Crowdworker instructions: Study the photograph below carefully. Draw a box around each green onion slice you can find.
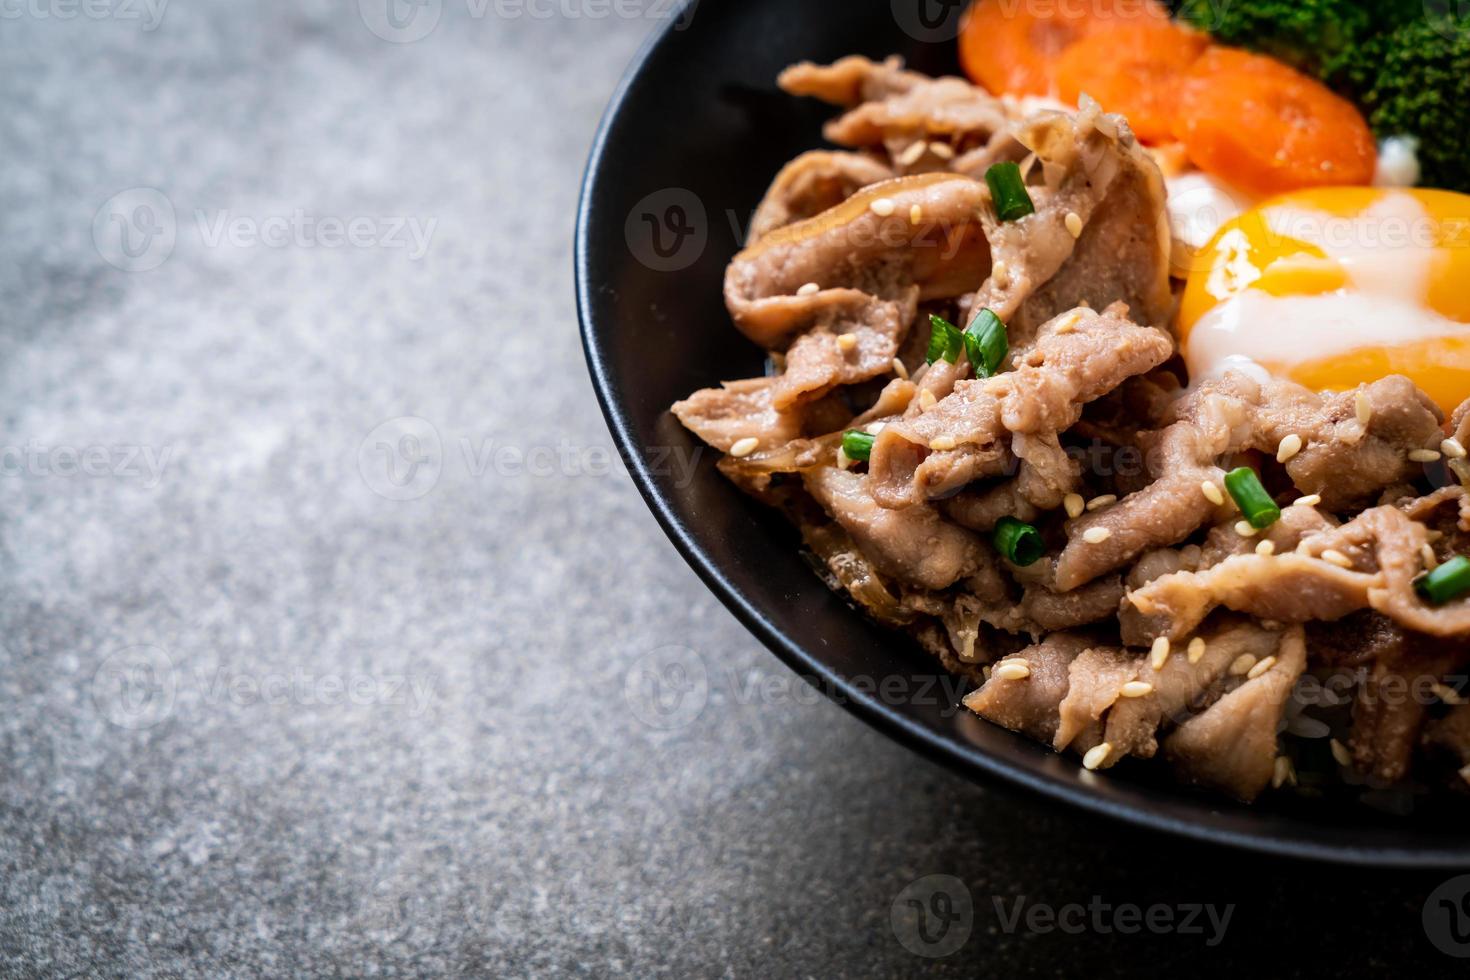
[993,516,1045,567]
[926,314,964,365]
[841,429,875,463]
[1224,467,1281,529]
[964,309,1009,379]
[1418,555,1470,605]
[985,161,1035,222]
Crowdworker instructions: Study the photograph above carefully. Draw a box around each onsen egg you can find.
[1178,188,1470,415]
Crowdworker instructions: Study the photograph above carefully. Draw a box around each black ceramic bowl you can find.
[575,0,1470,866]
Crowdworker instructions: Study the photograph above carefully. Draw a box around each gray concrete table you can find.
[0,2,1460,976]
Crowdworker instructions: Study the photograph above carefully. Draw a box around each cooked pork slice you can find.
[1056,372,1445,590]
[963,633,1094,744]
[777,55,925,108]
[868,304,1172,507]
[1350,637,1470,784]
[801,521,915,628]
[1014,576,1126,634]
[802,467,982,590]
[749,151,895,242]
[771,290,919,410]
[1055,645,1142,753]
[942,481,1041,532]
[725,174,991,350]
[968,100,1174,341]
[1163,625,1307,801]
[1105,619,1284,760]
[671,377,805,454]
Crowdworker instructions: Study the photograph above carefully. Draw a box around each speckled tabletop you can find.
[0,3,1463,977]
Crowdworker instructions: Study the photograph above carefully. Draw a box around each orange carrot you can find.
[1174,47,1377,196]
[1054,22,1208,144]
[959,0,1170,97]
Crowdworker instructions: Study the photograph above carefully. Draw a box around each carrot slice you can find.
[959,0,1170,97]
[1174,47,1377,196]
[1054,22,1208,144]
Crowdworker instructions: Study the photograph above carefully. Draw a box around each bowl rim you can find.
[573,3,1470,869]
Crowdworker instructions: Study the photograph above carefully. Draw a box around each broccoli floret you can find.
[1337,16,1470,191]
[1173,0,1410,76]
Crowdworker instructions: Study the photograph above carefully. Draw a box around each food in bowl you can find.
[668,9,1470,803]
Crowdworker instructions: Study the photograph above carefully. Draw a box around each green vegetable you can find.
[841,430,875,462]
[993,517,1045,567]
[926,314,964,365]
[963,309,1009,379]
[1224,467,1281,529]
[1333,14,1470,191]
[1173,0,1402,78]
[1418,555,1470,605]
[984,162,1034,222]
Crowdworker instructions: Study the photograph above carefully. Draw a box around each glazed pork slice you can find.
[749,151,895,242]
[963,633,1094,745]
[671,377,804,454]
[1163,626,1308,801]
[868,304,1172,507]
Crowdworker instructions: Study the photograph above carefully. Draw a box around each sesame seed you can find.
[1081,743,1112,771]
[796,282,821,296]
[1234,521,1258,538]
[870,197,896,217]
[1120,681,1154,698]
[992,260,1009,288]
[928,141,954,160]
[1293,494,1322,508]
[1201,481,1225,506]
[1355,390,1373,426]
[1433,682,1467,705]
[1443,437,1467,459]
[919,389,938,411]
[910,204,923,224]
[1053,312,1081,335]
[1064,493,1086,519]
[836,333,858,352]
[1272,755,1296,789]
[1276,433,1304,463]
[835,447,853,470]
[1256,540,1276,556]
[1065,211,1083,239]
[1083,527,1112,544]
[1247,655,1277,679]
[729,437,758,458]
[1320,549,1353,569]
[1423,544,1439,570]
[930,436,957,452]
[1329,738,1352,767]
[866,422,887,436]
[1187,637,1207,664]
[1229,654,1256,676]
[891,358,910,380]
[1086,494,1118,512]
[1150,636,1171,671]
[1409,448,1443,463]
[897,141,927,166]
[994,660,1031,681]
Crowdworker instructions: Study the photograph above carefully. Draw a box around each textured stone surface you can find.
[0,2,1460,976]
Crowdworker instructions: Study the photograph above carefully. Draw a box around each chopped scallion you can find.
[994,516,1045,567]
[1418,555,1470,605]
[985,161,1035,222]
[926,314,964,364]
[964,309,1009,378]
[841,430,875,462]
[1224,467,1281,529]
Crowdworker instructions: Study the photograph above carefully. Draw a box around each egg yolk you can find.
[1178,188,1470,415]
